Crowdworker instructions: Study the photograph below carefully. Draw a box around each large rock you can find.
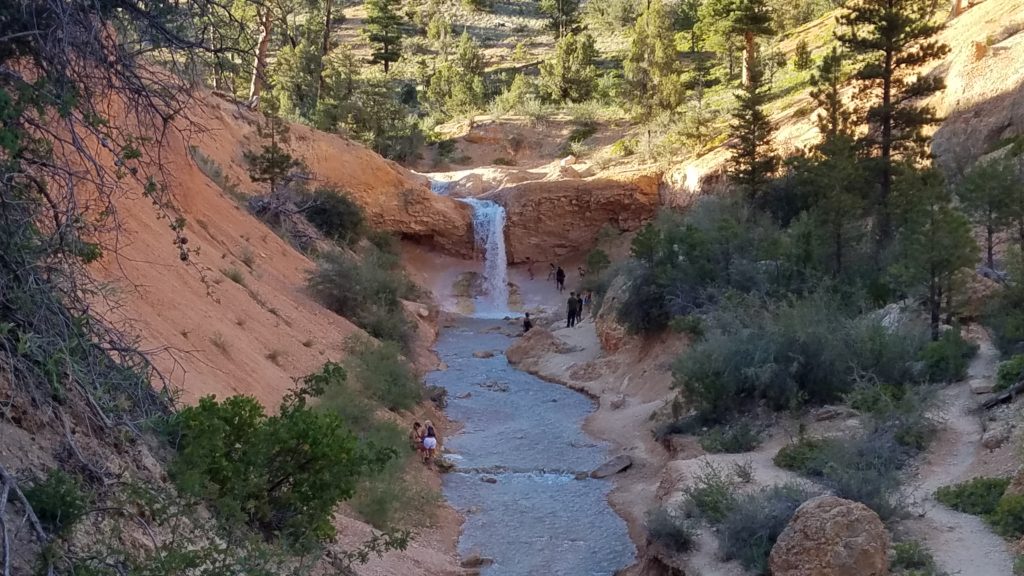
[506,328,575,367]
[487,171,660,263]
[594,276,630,353]
[769,496,890,576]
[590,455,633,478]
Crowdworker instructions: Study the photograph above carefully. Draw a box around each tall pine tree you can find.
[364,0,403,73]
[728,57,776,202]
[624,0,683,120]
[540,0,581,39]
[837,0,949,252]
[730,0,773,87]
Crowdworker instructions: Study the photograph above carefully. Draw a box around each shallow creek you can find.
[425,317,635,575]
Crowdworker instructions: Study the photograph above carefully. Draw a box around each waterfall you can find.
[459,198,509,316]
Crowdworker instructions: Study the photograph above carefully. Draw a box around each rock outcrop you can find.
[487,171,660,263]
[506,328,575,368]
[594,276,630,353]
[769,496,889,576]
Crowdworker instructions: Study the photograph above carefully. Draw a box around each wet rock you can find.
[473,350,495,359]
[435,458,457,473]
[460,555,494,569]
[983,426,1011,449]
[506,327,575,367]
[456,392,472,399]
[769,495,889,576]
[426,385,448,409]
[590,455,633,479]
[574,472,590,480]
[609,394,626,410]
[971,378,996,394]
[480,476,498,484]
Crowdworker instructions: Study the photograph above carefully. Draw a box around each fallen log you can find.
[982,380,1024,409]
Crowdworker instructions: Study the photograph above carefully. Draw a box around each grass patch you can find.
[209,332,230,356]
[239,245,256,269]
[698,422,762,454]
[891,540,944,576]
[221,267,246,286]
[684,461,738,523]
[773,436,836,477]
[190,146,244,203]
[645,507,697,553]
[935,477,1010,516]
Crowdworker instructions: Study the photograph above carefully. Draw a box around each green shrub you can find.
[344,336,422,411]
[168,366,391,545]
[773,436,835,477]
[997,355,1024,391]
[891,540,942,575]
[717,483,817,573]
[991,494,1024,538]
[352,421,440,529]
[793,39,812,71]
[699,422,761,454]
[920,328,977,383]
[817,431,908,521]
[585,248,611,276]
[307,248,415,345]
[1015,554,1024,576]
[684,462,737,522]
[645,507,697,553]
[610,137,638,157]
[669,315,704,338]
[935,477,1010,516]
[24,470,89,536]
[300,187,364,245]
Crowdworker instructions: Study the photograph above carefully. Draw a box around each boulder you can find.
[505,328,574,367]
[480,476,498,484]
[769,496,889,576]
[487,172,660,263]
[609,394,627,410]
[970,378,996,394]
[460,554,495,569]
[591,455,633,479]
[594,276,630,353]
[982,426,1011,449]
[472,350,495,359]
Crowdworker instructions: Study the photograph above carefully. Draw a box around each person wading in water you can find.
[523,312,533,333]
[556,266,566,292]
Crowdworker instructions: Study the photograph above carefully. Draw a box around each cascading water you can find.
[459,198,509,316]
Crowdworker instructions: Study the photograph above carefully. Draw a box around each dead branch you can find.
[0,463,47,543]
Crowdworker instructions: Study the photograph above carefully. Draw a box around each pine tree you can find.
[794,38,812,70]
[245,104,301,194]
[729,0,773,87]
[539,32,599,103]
[364,0,403,73]
[809,47,851,140]
[624,0,683,119]
[837,0,949,252]
[425,32,485,116]
[728,58,777,202]
[958,155,1023,269]
[894,168,977,340]
[540,0,581,39]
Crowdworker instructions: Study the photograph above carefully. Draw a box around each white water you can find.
[459,197,509,316]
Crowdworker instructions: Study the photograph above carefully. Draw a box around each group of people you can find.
[566,291,592,328]
[547,263,586,294]
[409,420,439,465]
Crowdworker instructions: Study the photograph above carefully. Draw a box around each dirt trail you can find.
[902,327,1013,575]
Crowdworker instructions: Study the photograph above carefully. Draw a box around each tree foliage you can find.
[624,0,684,119]
[540,0,581,39]
[728,59,777,202]
[539,33,600,103]
[364,0,404,73]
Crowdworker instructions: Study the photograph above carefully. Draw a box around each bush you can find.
[920,328,977,383]
[935,477,1010,516]
[168,366,390,545]
[669,315,704,338]
[24,470,89,536]
[717,483,817,573]
[300,187,364,245]
[699,422,761,453]
[793,39,812,71]
[684,462,738,522]
[352,421,440,529]
[645,507,697,553]
[585,248,611,276]
[773,436,835,477]
[891,540,942,575]
[674,294,928,419]
[997,355,1024,391]
[992,494,1024,538]
[816,431,909,521]
[307,248,415,345]
[344,336,422,411]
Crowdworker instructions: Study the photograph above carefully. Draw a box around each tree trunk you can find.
[318,0,332,97]
[248,10,274,108]
[875,46,894,259]
[742,31,755,87]
[987,220,995,270]
[950,0,962,17]
[944,275,955,325]
[929,269,940,341]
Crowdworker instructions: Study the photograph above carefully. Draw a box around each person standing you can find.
[523,312,533,333]
[422,421,439,465]
[567,292,578,328]
[526,257,535,280]
[575,292,585,322]
[556,266,566,292]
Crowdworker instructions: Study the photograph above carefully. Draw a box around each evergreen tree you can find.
[958,155,1024,269]
[425,32,485,117]
[539,32,599,103]
[837,0,949,251]
[808,47,850,140]
[540,0,581,39]
[729,0,774,87]
[894,168,977,340]
[728,58,777,202]
[364,0,403,73]
[624,0,684,119]
[794,39,812,70]
[245,102,300,194]
[426,13,453,59]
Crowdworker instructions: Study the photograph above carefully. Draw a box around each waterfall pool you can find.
[426,318,635,575]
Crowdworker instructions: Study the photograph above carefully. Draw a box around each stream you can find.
[426,317,635,575]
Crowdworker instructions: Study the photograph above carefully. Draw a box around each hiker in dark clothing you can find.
[523,312,533,333]
[567,292,579,327]
[575,292,585,322]
[556,266,566,292]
